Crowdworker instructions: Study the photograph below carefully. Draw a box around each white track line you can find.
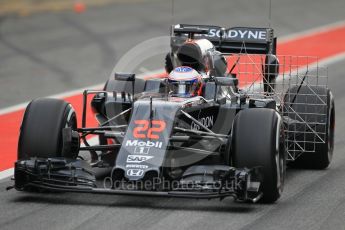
[0,168,14,181]
[279,20,345,43]
[0,84,100,116]
[314,52,345,66]
[0,69,164,116]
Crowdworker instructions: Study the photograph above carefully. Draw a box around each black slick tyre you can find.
[18,98,77,160]
[284,86,335,169]
[231,108,286,203]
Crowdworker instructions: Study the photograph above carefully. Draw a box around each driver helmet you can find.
[168,66,203,97]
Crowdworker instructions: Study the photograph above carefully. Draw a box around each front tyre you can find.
[231,109,286,203]
[18,98,77,160]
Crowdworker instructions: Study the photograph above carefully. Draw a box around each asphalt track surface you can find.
[1,0,345,229]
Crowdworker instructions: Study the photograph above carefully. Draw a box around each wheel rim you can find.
[327,101,335,161]
[275,121,285,195]
[65,105,77,129]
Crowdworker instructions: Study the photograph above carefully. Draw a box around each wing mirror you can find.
[115,73,135,82]
[214,77,238,87]
[213,77,238,103]
[114,73,135,97]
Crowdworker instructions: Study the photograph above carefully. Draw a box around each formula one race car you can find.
[12,24,335,204]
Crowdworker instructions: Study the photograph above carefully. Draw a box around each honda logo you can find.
[127,169,144,177]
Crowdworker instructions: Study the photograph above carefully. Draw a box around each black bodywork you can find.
[13,25,280,202]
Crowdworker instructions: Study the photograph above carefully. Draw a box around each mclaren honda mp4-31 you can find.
[11,24,335,204]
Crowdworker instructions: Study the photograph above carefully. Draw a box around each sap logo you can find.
[126,140,163,149]
[127,155,154,163]
[126,164,149,169]
[127,169,144,177]
[208,29,267,40]
[191,116,214,131]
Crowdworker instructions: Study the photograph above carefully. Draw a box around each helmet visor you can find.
[169,80,197,97]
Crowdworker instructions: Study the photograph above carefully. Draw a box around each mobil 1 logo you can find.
[134,146,150,154]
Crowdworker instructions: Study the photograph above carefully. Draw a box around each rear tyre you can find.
[18,98,77,160]
[284,86,335,169]
[231,109,285,203]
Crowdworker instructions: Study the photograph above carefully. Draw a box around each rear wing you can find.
[171,24,277,55]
